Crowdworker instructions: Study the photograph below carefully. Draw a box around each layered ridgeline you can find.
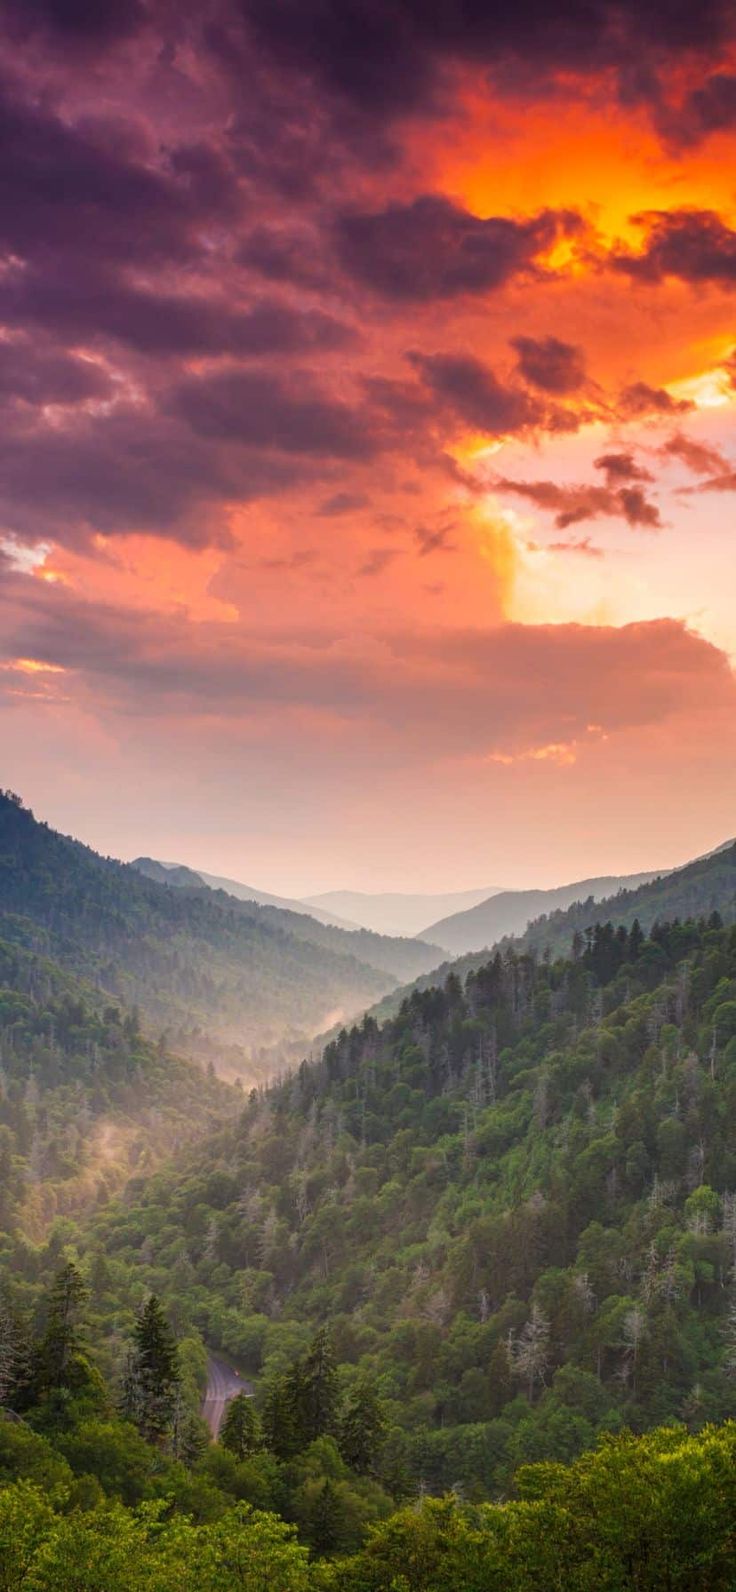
[366,838,736,1026]
[130,856,441,983]
[134,857,358,930]
[0,793,442,1069]
[300,887,504,939]
[418,868,664,955]
[79,909,736,1497]
[0,936,231,1239]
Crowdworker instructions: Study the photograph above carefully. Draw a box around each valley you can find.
[2,788,736,1584]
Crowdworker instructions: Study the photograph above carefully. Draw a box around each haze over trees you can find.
[0,792,442,1072]
[2,789,736,1584]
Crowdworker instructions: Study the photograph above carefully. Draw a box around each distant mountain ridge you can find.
[420,868,664,954]
[147,859,359,930]
[130,856,444,985]
[363,838,736,1028]
[0,793,439,1069]
[301,885,503,938]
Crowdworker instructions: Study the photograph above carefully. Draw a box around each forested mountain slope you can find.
[420,869,664,954]
[135,857,358,930]
[0,936,231,1238]
[83,910,736,1495]
[514,840,736,958]
[364,839,736,1027]
[130,856,443,984]
[0,792,425,1067]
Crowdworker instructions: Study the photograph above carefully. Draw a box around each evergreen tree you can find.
[220,1391,262,1460]
[339,1380,387,1476]
[34,1263,89,1395]
[120,1295,180,1445]
[172,1394,209,1466]
[298,1327,339,1445]
[263,1373,302,1460]
[309,1478,341,1555]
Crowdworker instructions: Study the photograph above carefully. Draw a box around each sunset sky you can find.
[1,0,735,894]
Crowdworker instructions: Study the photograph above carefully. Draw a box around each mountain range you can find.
[81,882,736,1502]
[139,858,358,930]
[363,837,736,1027]
[419,869,664,954]
[3,786,736,1569]
[0,793,443,1072]
[300,886,503,938]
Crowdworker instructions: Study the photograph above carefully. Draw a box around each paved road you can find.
[201,1355,253,1438]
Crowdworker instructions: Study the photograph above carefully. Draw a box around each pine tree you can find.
[220,1391,262,1460]
[263,1373,302,1459]
[310,1478,341,1555]
[339,1380,387,1475]
[34,1262,88,1394]
[298,1327,339,1444]
[120,1295,180,1445]
[171,1393,209,1465]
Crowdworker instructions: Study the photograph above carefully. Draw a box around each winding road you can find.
[202,1355,253,1438]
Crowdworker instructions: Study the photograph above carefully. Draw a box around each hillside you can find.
[420,869,663,954]
[130,856,443,985]
[79,907,736,1498]
[137,857,358,930]
[360,840,736,1029]
[0,934,232,1239]
[302,886,503,938]
[0,792,425,1069]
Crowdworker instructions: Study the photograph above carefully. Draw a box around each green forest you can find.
[0,791,440,1069]
[3,793,736,1585]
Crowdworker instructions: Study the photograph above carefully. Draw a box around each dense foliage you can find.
[5,1262,736,1585]
[366,839,736,1025]
[72,912,736,1496]
[0,792,439,1067]
[131,855,442,985]
[2,1420,736,1589]
[0,934,230,1237]
[4,788,736,1585]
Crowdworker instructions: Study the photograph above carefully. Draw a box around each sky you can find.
[0,0,735,895]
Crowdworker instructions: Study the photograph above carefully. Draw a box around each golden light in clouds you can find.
[0,2,735,887]
[1,659,66,675]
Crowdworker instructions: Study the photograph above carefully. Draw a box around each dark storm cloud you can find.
[616,382,693,418]
[236,227,333,291]
[512,336,587,394]
[594,452,653,485]
[615,210,736,285]
[170,368,380,459]
[496,475,662,530]
[0,339,112,406]
[672,74,736,145]
[336,196,576,301]
[409,352,544,435]
[0,84,231,269]
[0,405,303,546]
[660,432,731,475]
[0,264,353,357]
[0,0,145,46]
[241,0,736,121]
